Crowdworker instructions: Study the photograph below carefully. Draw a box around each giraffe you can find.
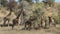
[48,16,56,27]
[12,7,23,30]
[2,0,17,27]
[41,7,56,29]
[24,16,37,30]
[3,11,13,27]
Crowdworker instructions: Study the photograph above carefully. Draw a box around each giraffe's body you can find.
[3,11,13,27]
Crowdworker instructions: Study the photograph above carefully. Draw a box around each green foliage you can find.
[33,3,44,23]
[36,2,44,9]
[35,2,44,16]
[26,0,32,3]
[56,5,60,24]
[58,12,60,24]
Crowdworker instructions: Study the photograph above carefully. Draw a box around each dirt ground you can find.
[0,25,60,34]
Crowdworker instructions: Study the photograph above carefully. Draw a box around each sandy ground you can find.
[0,25,60,34]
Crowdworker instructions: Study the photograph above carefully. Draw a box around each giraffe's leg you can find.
[12,24,14,30]
[45,20,48,29]
[33,22,35,29]
[51,18,56,27]
[28,23,32,30]
[45,17,49,29]
[8,20,10,27]
[1,18,7,27]
[12,20,14,30]
[26,21,31,30]
[41,20,43,27]
[12,19,16,30]
[49,22,51,27]
[3,19,7,26]
[17,21,20,28]
[24,23,27,30]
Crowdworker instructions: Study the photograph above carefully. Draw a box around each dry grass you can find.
[0,25,59,34]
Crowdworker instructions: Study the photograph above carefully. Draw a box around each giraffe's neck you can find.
[16,8,23,19]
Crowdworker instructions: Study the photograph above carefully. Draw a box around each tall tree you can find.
[1,0,8,7]
[35,0,39,3]
[26,0,32,3]
[8,0,17,11]
[0,0,1,6]
[18,0,32,4]
[42,0,55,7]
